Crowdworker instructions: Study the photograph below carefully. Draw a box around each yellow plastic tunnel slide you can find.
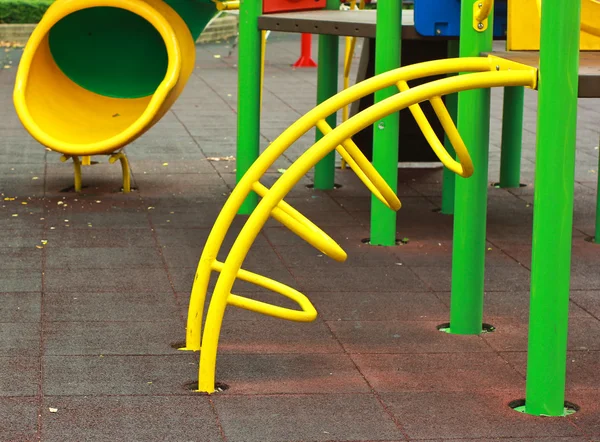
[13,0,217,156]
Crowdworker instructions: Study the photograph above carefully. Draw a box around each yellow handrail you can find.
[475,0,494,23]
[473,0,493,32]
[397,80,473,177]
[214,1,239,11]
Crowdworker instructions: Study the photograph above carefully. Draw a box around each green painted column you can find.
[441,40,460,215]
[525,0,581,416]
[236,0,263,214]
[498,86,525,188]
[313,0,340,190]
[370,0,402,246]
[448,2,493,334]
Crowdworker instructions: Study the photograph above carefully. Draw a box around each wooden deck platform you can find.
[487,51,600,98]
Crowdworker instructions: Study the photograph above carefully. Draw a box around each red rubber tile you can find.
[212,394,405,441]
[327,320,492,354]
[381,391,581,439]
[353,352,525,393]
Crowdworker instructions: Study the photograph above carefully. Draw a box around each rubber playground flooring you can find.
[1,34,600,441]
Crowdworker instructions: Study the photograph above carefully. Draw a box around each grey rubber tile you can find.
[0,269,42,292]
[43,355,198,396]
[0,397,38,441]
[0,356,39,396]
[0,322,40,357]
[212,394,404,442]
[43,268,172,293]
[41,396,223,442]
[43,321,184,356]
[45,247,164,269]
[43,291,180,323]
[0,292,41,322]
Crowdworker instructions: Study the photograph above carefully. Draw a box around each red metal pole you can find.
[293,33,317,67]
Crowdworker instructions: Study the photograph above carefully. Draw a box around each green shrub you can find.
[0,0,54,24]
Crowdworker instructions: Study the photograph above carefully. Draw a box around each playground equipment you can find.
[14,0,323,192]
[448,0,596,418]
[293,33,318,67]
[14,0,217,192]
[183,0,599,419]
[182,55,537,393]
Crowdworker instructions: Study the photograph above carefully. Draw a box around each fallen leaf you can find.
[213,54,221,59]
[48,408,58,413]
[162,163,169,166]
[277,168,287,174]
[207,156,235,162]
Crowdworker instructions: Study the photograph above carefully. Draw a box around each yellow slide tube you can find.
[13,0,196,156]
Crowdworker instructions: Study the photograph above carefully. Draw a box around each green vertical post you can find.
[448,2,493,334]
[524,0,581,417]
[313,0,340,190]
[236,0,263,214]
[441,40,460,215]
[498,86,525,188]
[595,147,600,244]
[370,0,401,246]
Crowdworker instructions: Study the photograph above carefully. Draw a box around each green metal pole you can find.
[498,86,525,188]
[448,2,493,334]
[441,40,460,215]
[370,0,401,246]
[236,0,262,214]
[595,147,600,244]
[524,0,581,417]
[313,0,340,190]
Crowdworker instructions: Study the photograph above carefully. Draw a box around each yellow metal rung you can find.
[251,181,347,262]
[210,260,317,322]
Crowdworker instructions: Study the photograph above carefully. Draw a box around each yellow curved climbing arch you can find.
[183,56,538,394]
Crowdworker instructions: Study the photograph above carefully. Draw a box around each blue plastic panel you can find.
[414,0,507,38]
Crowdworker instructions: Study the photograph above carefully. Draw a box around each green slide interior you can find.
[166,0,217,41]
[49,7,168,99]
[48,0,217,99]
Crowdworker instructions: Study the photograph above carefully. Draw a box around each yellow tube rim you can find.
[13,0,182,156]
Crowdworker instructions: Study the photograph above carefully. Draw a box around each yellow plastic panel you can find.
[508,0,600,50]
